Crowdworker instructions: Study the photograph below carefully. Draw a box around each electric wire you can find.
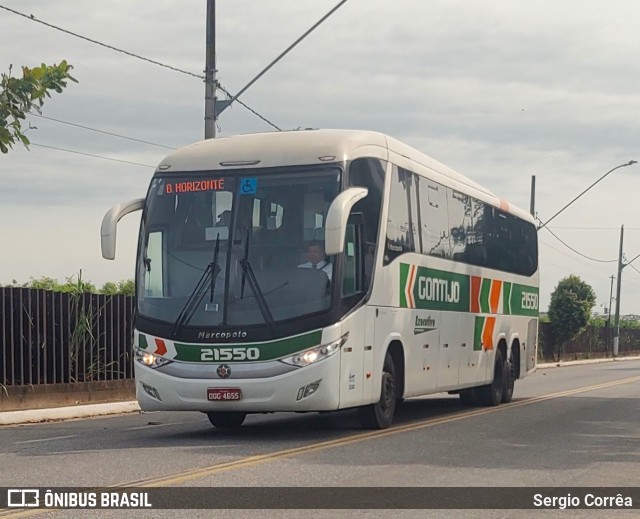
[538,221,618,263]
[31,142,156,168]
[29,113,177,150]
[0,3,281,131]
[550,226,640,231]
[217,84,281,130]
[0,4,203,79]
[627,262,640,276]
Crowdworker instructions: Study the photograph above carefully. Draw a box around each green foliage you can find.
[548,275,596,359]
[589,316,608,328]
[0,61,77,153]
[99,279,134,296]
[2,274,134,295]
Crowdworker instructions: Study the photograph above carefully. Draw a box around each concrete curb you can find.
[1,356,638,425]
[536,355,640,369]
[0,401,141,426]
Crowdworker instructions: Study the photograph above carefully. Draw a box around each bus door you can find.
[339,215,370,408]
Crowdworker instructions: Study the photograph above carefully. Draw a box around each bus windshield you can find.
[137,167,341,329]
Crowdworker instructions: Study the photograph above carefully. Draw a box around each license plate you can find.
[207,388,242,401]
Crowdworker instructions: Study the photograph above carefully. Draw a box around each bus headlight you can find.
[135,349,172,368]
[280,333,348,367]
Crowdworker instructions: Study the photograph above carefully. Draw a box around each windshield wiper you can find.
[238,229,276,332]
[171,235,222,338]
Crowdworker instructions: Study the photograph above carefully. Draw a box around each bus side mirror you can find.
[101,198,145,260]
[325,187,368,255]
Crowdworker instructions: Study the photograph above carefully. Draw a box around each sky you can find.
[2,0,640,314]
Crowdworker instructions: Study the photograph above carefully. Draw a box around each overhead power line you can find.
[0,3,281,130]
[30,113,177,150]
[31,143,156,168]
[0,4,202,79]
[216,85,281,131]
[540,224,618,263]
[628,262,640,276]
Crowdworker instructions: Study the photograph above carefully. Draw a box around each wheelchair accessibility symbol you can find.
[240,178,257,195]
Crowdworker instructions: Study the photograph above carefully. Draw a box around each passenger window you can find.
[384,166,415,264]
[419,180,449,258]
[448,189,471,261]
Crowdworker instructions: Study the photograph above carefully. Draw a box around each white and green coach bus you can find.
[101,129,538,429]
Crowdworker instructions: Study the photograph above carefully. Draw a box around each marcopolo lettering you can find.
[417,276,460,303]
[198,331,248,340]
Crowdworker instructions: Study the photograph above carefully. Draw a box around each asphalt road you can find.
[1,360,639,518]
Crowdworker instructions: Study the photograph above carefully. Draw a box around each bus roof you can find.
[157,129,533,223]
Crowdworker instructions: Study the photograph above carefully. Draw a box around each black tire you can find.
[502,348,516,403]
[358,351,397,429]
[459,388,478,406]
[206,411,246,429]
[477,348,505,406]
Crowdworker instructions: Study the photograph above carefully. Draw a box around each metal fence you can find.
[538,321,640,361]
[3,287,639,388]
[1,287,134,387]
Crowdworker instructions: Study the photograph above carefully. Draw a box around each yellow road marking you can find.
[2,374,639,517]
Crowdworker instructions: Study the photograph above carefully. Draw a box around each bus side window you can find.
[448,189,470,260]
[342,223,359,297]
[419,181,449,258]
[384,165,415,265]
[348,157,385,289]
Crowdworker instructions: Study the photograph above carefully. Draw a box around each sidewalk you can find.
[1,356,639,426]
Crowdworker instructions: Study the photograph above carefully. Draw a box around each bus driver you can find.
[298,241,332,280]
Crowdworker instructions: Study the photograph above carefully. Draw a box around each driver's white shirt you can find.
[298,259,332,280]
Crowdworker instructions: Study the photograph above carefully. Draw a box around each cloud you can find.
[2,0,640,314]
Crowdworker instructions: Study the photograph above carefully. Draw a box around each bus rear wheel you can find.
[502,348,516,403]
[207,411,247,429]
[477,348,504,406]
[358,351,397,429]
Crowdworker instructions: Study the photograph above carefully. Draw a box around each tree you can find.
[547,275,596,360]
[99,280,135,296]
[0,61,77,153]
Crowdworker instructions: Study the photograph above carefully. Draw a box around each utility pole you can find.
[607,274,615,355]
[529,175,536,217]
[613,225,624,357]
[204,0,216,139]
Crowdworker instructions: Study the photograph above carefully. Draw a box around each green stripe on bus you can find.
[503,282,512,315]
[480,278,491,313]
[473,316,484,351]
[172,329,323,362]
[399,263,410,308]
[139,334,149,350]
[399,263,538,316]
[508,284,539,317]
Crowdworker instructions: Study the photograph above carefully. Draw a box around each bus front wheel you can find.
[207,411,246,429]
[358,351,397,429]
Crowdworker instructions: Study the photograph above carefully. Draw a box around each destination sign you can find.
[165,179,225,194]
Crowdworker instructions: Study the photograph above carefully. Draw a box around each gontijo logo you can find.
[400,263,538,317]
[400,264,469,312]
